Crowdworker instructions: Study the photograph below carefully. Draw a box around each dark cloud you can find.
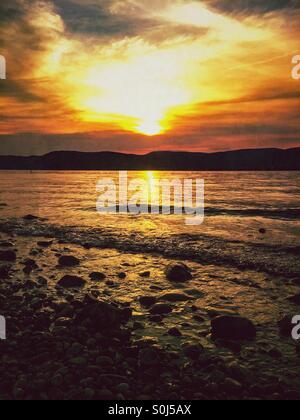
[206,0,300,15]
[0,80,44,102]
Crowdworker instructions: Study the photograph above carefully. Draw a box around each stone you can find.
[0,250,17,262]
[259,228,266,234]
[183,344,203,360]
[150,303,173,315]
[89,272,106,281]
[159,292,191,302]
[139,296,157,308]
[165,263,192,282]
[118,272,127,279]
[37,241,53,248]
[58,255,80,267]
[139,348,160,367]
[58,275,86,288]
[211,315,257,341]
[168,328,182,337]
[23,214,39,221]
[139,271,151,278]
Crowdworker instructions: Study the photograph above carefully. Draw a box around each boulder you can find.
[89,272,106,281]
[159,292,191,302]
[58,275,86,288]
[58,255,80,267]
[211,315,257,341]
[150,303,173,315]
[139,296,157,308]
[165,263,192,282]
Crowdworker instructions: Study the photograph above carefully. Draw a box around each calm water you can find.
[0,171,299,246]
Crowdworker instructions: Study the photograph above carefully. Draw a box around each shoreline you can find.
[0,217,300,400]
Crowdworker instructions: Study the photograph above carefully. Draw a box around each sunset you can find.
[0,0,300,154]
[0,0,300,404]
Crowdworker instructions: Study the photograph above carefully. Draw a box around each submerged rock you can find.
[150,303,173,315]
[58,275,86,288]
[168,328,182,337]
[89,272,106,281]
[278,314,295,337]
[211,315,257,341]
[139,271,151,278]
[58,255,80,267]
[165,263,192,283]
[0,250,17,262]
[37,241,53,248]
[159,292,191,302]
[23,214,39,221]
[139,296,157,308]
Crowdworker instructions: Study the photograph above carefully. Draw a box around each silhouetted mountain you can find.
[0,148,299,170]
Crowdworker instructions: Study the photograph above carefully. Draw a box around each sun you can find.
[137,120,162,136]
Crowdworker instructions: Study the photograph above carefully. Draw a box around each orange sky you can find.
[0,0,300,155]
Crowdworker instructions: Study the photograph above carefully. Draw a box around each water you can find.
[0,171,299,247]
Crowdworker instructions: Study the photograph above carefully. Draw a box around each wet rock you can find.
[118,272,127,279]
[0,250,17,262]
[259,228,267,235]
[165,263,192,283]
[58,275,86,288]
[58,255,80,267]
[168,328,182,337]
[89,272,106,281]
[183,344,204,360]
[159,292,191,302]
[211,315,257,341]
[37,241,53,248]
[139,348,160,367]
[287,293,300,306]
[149,315,163,323]
[75,296,125,330]
[23,214,39,221]
[214,339,242,354]
[139,271,151,278]
[139,296,157,308]
[150,303,173,315]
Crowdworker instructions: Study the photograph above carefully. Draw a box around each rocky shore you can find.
[0,217,300,400]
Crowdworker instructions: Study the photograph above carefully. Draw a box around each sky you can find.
[0,0,300,155]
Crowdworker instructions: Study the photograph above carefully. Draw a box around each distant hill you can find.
[0,148,300,170]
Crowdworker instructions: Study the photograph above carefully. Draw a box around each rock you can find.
[0,250,17,262]
[75,296,125,330]
[211,315,257,341]
[139,271,151,278]
[149,315,163,323]
[89,272,106,281]
[23,214,39,221]
[118,272,127,279]
[150,303,173,315]
[117,383,130,394]
[139,348,160,367]
[268,348,282,359]
[165,263,192,282]
[139,296,157,308]
[183,344,204,360]
[58,255,80,267]
[159,292,191,302]
[287,293,300,305]
[58,275,86,288]
[168,328,182,337]
[69,357,87,366]
[259,228,266,234]
[37,241,53,248]
[0,265,11,280]
[98,389,114,400]
[223,378,243,395]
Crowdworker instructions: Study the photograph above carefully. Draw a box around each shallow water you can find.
[0,170,300,247]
